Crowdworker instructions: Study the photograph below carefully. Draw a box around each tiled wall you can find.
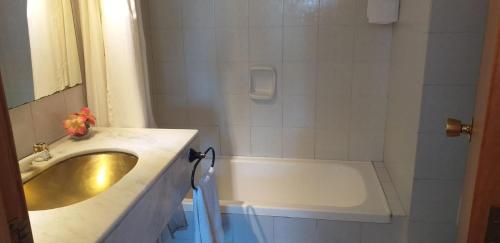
[8,85,86,159]
[167,212,406,243]
[408,0,487,242]
[384,0,431,215]
[144,0,392,162]
[384,0,488,242]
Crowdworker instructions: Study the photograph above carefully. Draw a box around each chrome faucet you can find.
[33,142,52,162]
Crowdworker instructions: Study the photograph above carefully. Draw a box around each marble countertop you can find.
[19,127,198,243]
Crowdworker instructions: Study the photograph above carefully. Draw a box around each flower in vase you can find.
[79,107,96,125]
[63,107,96,137]
[63,114,87,136]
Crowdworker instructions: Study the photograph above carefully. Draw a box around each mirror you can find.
[0,0,83,109]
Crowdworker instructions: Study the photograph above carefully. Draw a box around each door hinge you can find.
[8,218,31,243]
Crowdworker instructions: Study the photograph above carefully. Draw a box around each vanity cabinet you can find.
[104,146,193,242]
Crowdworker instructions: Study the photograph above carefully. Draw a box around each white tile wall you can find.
[410,179,463,224]
[418,85,476,134]
[151,30,184,62]
[350,95,387,131]
[8,103,35,158]
[283,26,317,61]
[316,220,361,243]
[360,217,407,243]
[314,128,349,160]
[424,33,483,85]
[284,0,319,26]
[317,26,355,63]
[251,126,283,157]
[153,61,186,95]
[348,129,384,161]
[30,91,71,144]
[428,0,488,33]
[218,62,250,94]
[8,85,86,159]
[319,0,356,26]
[396,0,432,32]
[153,95,189,126]
[145,0,392,161]
[220,125,251,156]
[354,25,392,62]
[316,62,352,97]
[222,94,250,125]
[248,27,282,62]
[250,95,283,127]
[283,61,316,96]
[168,213,407,243]
[183,29,216,61]
[249,0,283,27]
[231,214,274,243]
[283,127,314,158]
[283,95,314,128]
[216,28,249,62]
[63,86,86,118]
[383,0,488,243]
[192,126,221,157]
[413,133,468,180]
[148,0,182,29]
[315,94,350,129]
[215,0,249,27]
[384,0,431,214]
[182,0,215,28]
[407,221,457,243]
[274,217,316,243]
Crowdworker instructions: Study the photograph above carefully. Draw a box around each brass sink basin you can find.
[23,152,138,211]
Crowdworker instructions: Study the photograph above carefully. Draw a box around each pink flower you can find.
[78,107,96,125]
[63,114,87,136]
[63,107,97,136]
[80,107,91,115]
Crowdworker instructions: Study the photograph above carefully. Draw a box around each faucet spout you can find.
[33,142,52,162]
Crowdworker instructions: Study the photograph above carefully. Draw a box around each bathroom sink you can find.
[23,152,138,211]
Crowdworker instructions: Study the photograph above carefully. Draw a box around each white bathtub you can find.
[183,156,391,223]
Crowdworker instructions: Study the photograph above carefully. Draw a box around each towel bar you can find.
[188,147,215,190]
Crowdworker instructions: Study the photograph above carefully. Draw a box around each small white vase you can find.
[71,123,92,140]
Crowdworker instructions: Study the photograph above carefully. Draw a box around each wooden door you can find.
[0,191,13,243]
[457,1,500,242]
[0,73,33,242]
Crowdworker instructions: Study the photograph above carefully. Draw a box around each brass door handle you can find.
[446,118,473,138]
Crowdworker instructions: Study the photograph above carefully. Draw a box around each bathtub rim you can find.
[188,156,393,223]
[182,198,392,223]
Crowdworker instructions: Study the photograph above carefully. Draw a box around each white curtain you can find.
[27,0,83,99]
[78,0,156,128]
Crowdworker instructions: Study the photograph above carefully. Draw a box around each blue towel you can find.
[193,168,224,243]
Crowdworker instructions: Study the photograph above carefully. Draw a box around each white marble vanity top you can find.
[20,127,198,243]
